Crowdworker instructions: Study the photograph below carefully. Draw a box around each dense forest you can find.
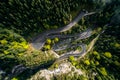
[0,0,120,80]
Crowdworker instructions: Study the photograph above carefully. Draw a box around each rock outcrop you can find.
[29,62,84,80]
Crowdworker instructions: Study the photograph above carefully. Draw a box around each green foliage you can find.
[99,67,108,76]
[54,37,59,42]
[0,0,120,80]
[77,75,88,80]
[0,0,80,37]
[93,51,99,56]
[95,61,99,66]
[51,73,88,80]
[46,38,52,44]
[0,0,116,38]
[68,55,79,67]
[114,61,120,67]
[104,52,112,58]
[0,28,29,75]
[43,38,59,51]
[69,56,75,62]
[0,28,28,56]
[72,61,77,66]
[55,64,59,68]
[96,55,101,60]
[71,38,120,79]
[18,50,55,68]
[84,60,90,66]
[11,77,18,80]
[43,44,51,50]
[114,43,120,49]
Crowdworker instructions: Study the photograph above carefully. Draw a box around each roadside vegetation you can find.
[0,0,120,80]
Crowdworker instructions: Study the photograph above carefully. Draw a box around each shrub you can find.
[93,51,98,56]
[84,60,90,66]
[96,55,101,60]
[95,61,99,66]
[11,77,18,80]
[104,52,112,58]
[54,37,59,42]
[0,39,8,44]
[114,43,120,48]
[44,44,51,50]
[72,61,77,66]
[99,67,107,76]
[78,75,88,80]
[69,56,75,62]
[90,61,95,66]
[114,61,120,66]
[55,64,59,68]
[46,38,52,44]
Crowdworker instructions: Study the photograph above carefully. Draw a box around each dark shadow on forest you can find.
[17,59,55,80]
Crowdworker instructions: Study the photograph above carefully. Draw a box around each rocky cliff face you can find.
[29,62,84,80]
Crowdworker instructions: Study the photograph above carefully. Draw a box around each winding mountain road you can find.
[30,10,101,63]
[31,11,95,50]
[52,28,92,51]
